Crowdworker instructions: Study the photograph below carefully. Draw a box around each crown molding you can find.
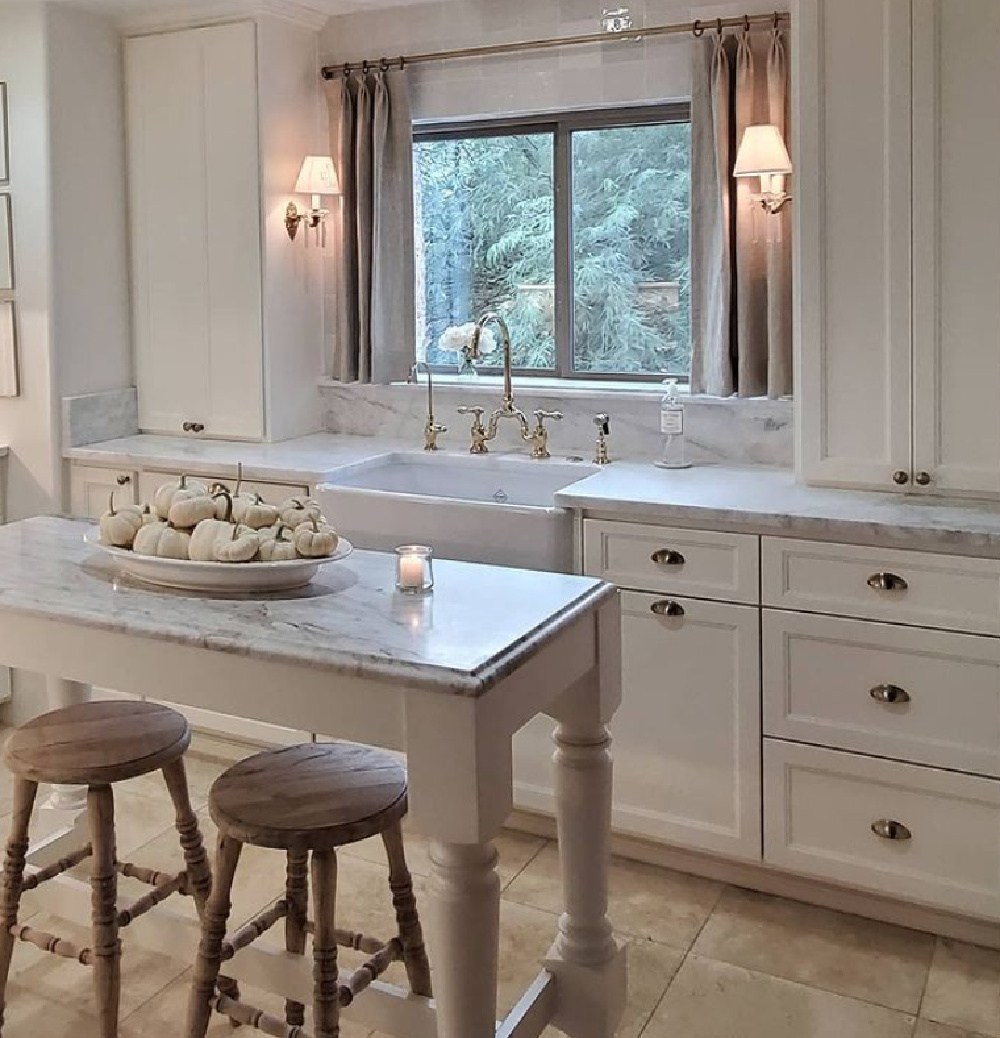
[118,0,329,35]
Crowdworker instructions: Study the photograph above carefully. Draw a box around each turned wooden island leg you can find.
[44,679,91,814]
[424,840,500,1038]
[88,785,121,1038]
[0,778,38,1030]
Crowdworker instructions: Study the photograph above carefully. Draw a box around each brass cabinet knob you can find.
[867,571,908,592]
[869,683,910,705]
[650,599,685,618]
[871,818,912,841]
[892,470,910,485]
[183,421,205,434]
[115,474,131,486]
[650,549,685,566]
[915,470,932,486]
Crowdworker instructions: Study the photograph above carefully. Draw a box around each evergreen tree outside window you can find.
[413,105,691,381]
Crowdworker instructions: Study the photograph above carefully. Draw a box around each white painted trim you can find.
[119,1,328,36]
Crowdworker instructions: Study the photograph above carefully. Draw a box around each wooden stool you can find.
[0,700,215,1038]
[186,742,432,1038]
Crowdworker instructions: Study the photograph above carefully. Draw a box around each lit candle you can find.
[398,553,424,590]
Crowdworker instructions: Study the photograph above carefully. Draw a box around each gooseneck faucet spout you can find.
[469,312,515,412]
[410,361,446,451]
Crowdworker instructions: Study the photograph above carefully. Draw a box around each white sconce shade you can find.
[294,155,340,196]
[733,125,792,178]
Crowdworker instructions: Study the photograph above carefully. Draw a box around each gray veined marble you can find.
[62,387,139,449]
[0,517,613,696]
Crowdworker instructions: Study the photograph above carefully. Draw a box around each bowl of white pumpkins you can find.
[87,466,352,592]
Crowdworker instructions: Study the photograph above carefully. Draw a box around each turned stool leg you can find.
[382,822,432,996]
[311,849,340,1038]
[284,850,308,1027]
[186,834,242,1038]
[161,759,213,914]
[88,785,120,1038]
[0,778,38,1031]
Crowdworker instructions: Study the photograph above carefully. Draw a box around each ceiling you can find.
[37,0,454,14]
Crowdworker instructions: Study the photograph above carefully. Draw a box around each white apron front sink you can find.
[316,452,598,572]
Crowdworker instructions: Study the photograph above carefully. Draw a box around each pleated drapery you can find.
[690,26,792,399]
[325,67,415,384]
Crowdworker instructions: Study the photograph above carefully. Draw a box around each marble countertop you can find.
[66,433,1000,557]
[556,464,1000,557]
[0,517,612,696]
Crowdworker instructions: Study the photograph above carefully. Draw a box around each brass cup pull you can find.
[869,683,910,705]
[650,549,685,566]
[892,469,910,485]
[915,471,932,486]
[183,421,205,434]
[650,599,684,618]
[871,818,912,842]
[115,475,131,486]
[867,572,908,592]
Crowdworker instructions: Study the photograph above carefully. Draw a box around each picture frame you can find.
[0,300,18,398]
[0,83,7,184]
[0,195,12,291]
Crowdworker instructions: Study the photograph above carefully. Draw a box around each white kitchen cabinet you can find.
[609,591,761,861]
[910,0,1000,497]
[70,464,139,519]
[126,23,264,441]
[794,0,1000,498]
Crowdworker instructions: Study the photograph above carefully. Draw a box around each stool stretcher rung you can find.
[341,937,403,1007]
[117,869,188,927]
[222,899,289,961]
[11,923,93,964]
[116,860,179,888]
[20,844,93,891]
[304,921,386,956]
[212,992,309,1037]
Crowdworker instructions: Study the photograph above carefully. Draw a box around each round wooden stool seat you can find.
[3,700,190,786]
[209,743,408,852]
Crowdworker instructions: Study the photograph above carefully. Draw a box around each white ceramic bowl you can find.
[84,527,353,593]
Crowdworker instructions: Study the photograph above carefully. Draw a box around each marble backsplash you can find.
[319,382,794,467]
[62,387,139,449]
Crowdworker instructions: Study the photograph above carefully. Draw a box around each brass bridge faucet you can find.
[457,313,562,459]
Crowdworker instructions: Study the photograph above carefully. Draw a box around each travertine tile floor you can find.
[0,745,995,1038]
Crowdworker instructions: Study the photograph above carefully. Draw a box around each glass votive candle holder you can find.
[395,545,434,594]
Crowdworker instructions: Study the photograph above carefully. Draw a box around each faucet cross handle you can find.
[533,409,563,424]
[457,405,488,455]
[529,410,563,460]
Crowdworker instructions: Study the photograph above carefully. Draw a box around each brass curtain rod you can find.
[321,11,788,79]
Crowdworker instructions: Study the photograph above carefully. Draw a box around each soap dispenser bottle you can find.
[656,378,690,469]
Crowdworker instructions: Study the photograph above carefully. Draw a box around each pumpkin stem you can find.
[274,523,290,542]
[235,462,243,498]
[212,486,234,523]
[309,515,320,533]
[107,492,116,516]
[179,473,188,489]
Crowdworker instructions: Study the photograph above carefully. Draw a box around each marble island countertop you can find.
[66,433,1000,557]
[0,517,612,696]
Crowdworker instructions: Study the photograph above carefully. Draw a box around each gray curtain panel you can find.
[325,68,415,384]
[690,27,792,399]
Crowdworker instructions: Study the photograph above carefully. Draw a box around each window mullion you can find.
[553,124,573,379]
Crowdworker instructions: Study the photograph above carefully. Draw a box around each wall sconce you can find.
[285,155,340,243]
[733,124,793,214]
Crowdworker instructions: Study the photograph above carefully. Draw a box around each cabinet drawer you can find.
[762,537,1000,634]
[763,612,1000,776]
[70,465,139,519]
[764,740,1000,921]
[137,470,309,509]
[583,520,759,603]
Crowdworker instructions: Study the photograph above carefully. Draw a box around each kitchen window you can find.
[413,104,692,382]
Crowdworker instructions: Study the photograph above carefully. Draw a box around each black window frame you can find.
[413,102,693,383]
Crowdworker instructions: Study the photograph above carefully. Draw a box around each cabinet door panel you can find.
[611,591,761,860]
[71,466,138,520]
[795,0,912,490]
[911,0,1000,498]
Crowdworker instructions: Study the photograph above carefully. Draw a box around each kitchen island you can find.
[0,517,625,1038]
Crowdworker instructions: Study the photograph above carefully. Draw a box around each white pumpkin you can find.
[99,493,144,548]
[139,504,158,527]
[188,518,234,562]
[153,474,208,520]
[233,492,278,530]
[278,496,324,529]
[257,524,297,562]
[133,521,191,560]
[213,524,259,564]
[167,487,217,529]
[293,516,339,558]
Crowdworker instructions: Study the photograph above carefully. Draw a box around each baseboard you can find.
[506,809,1000,951]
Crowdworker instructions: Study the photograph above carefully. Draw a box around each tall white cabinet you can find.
[126,23,264,440]
[795,0,1000,499]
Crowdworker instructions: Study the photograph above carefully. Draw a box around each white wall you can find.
[320,0,789,122]
[48,5,132,401]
